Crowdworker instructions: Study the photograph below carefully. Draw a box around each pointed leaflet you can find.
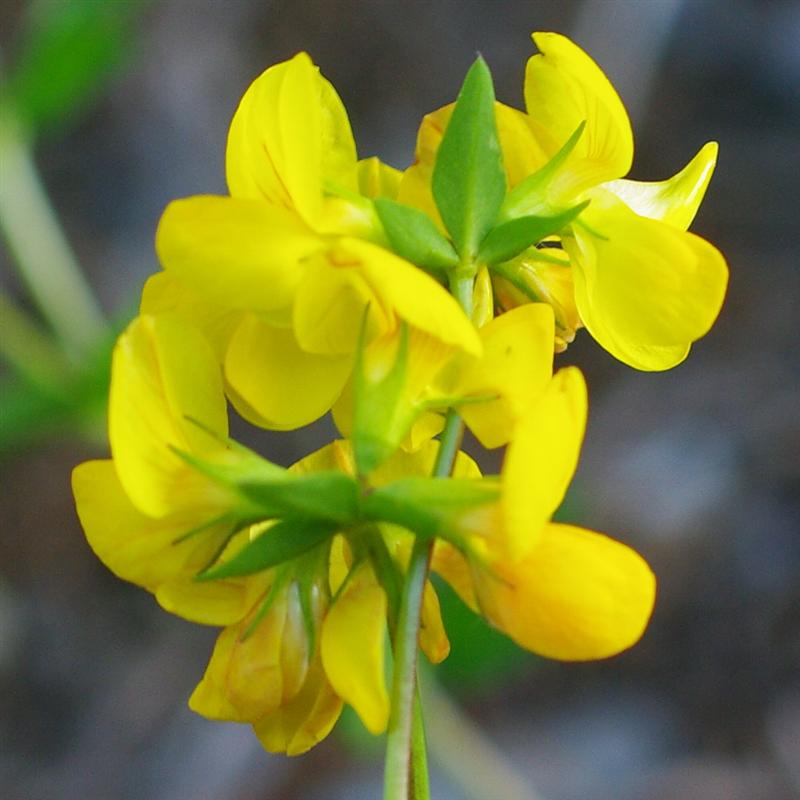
[477,201,589,266]
[432,57,506,262]
[171,447,359,524]
[197,517,336,581]
[374,198,458,274]
[499,121,586,221]
[362,478,500,541]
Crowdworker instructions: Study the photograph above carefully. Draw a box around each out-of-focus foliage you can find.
[0,331,113,457]
[3,0,146,136]
[1,2,150,459]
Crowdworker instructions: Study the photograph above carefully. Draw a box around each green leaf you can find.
[432,57,506,262]
[239,471,361,524]
[477,201,589,265]
[171,444,359,524]
[363,477,500,540]
[196,517,336,581]
[4,0,148,136]
[373,198,457,274]
[499,121,586,221]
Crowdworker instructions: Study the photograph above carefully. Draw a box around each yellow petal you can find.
[253,658,343,755]
[73,460,264,625]
[476,522,656,660]
[339,238,482,357]
[358,156,402,200]
[320,561,389,734]
[155,569,268,627]
[471,267,494,329]
[455,304,555,448]
[108,314,229,518]
[293,251,391,356]
[525,32,633,188]
[404,411,445,452]
[396,105,449,226]
[290,440,356,477]
[190,581,310,722]
[156,195,321,314]
[224,313,352,430]
[72,460,210,591]
[140,272,242,362]
[602,141,718,231]
[568,190,728,370]
[501,366,587,559]
[367,438,481,486]
[397,101,550,223]
[226,52,358,226]
[419,581,450,664]
[431,540,479,612]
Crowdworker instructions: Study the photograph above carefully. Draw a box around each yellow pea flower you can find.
[334,302,557,455]
[150,52,480,431]
[72,313,279,624]
[188,438,460,751]
[190,556,345,756]
[432,366,655,660]
[400,32,728,371]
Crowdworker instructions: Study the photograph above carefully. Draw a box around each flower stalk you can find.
[383,273,472,800]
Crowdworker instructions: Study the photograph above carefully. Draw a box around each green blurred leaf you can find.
[432,56,506,262]
[374,198,457,274]
[4,0,146,135]
[478,201,589,266]
[0,325,114,459]
[197,517,336,581]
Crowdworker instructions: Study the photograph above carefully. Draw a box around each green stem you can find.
[0,107,107,359]
[383,534,435,800]
[383,271,473,800]
[410,687,431,800]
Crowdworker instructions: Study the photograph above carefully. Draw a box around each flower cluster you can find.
[73,32,726,757]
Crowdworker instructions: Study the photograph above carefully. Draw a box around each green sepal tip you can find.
[432,56,506,264]
[195,516,337,582]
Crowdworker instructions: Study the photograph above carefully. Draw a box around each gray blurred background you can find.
[1,1,799,799]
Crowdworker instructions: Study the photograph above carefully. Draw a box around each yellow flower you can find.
[148,52,480,431]
[72,312,272,624]
[189,438,457,752]
[399,32,728,371]
[333,302,558,457]
[432,367,656,660]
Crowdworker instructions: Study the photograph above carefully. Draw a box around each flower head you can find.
[148,53,480,431]
[400,32,728,370]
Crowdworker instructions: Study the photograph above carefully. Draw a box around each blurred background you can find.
[1,1,798,798]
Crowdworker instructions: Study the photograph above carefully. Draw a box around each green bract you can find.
[432,56,506,264]
[374,198,458,274]
[477,202,588,266]
[197,517,338,581]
